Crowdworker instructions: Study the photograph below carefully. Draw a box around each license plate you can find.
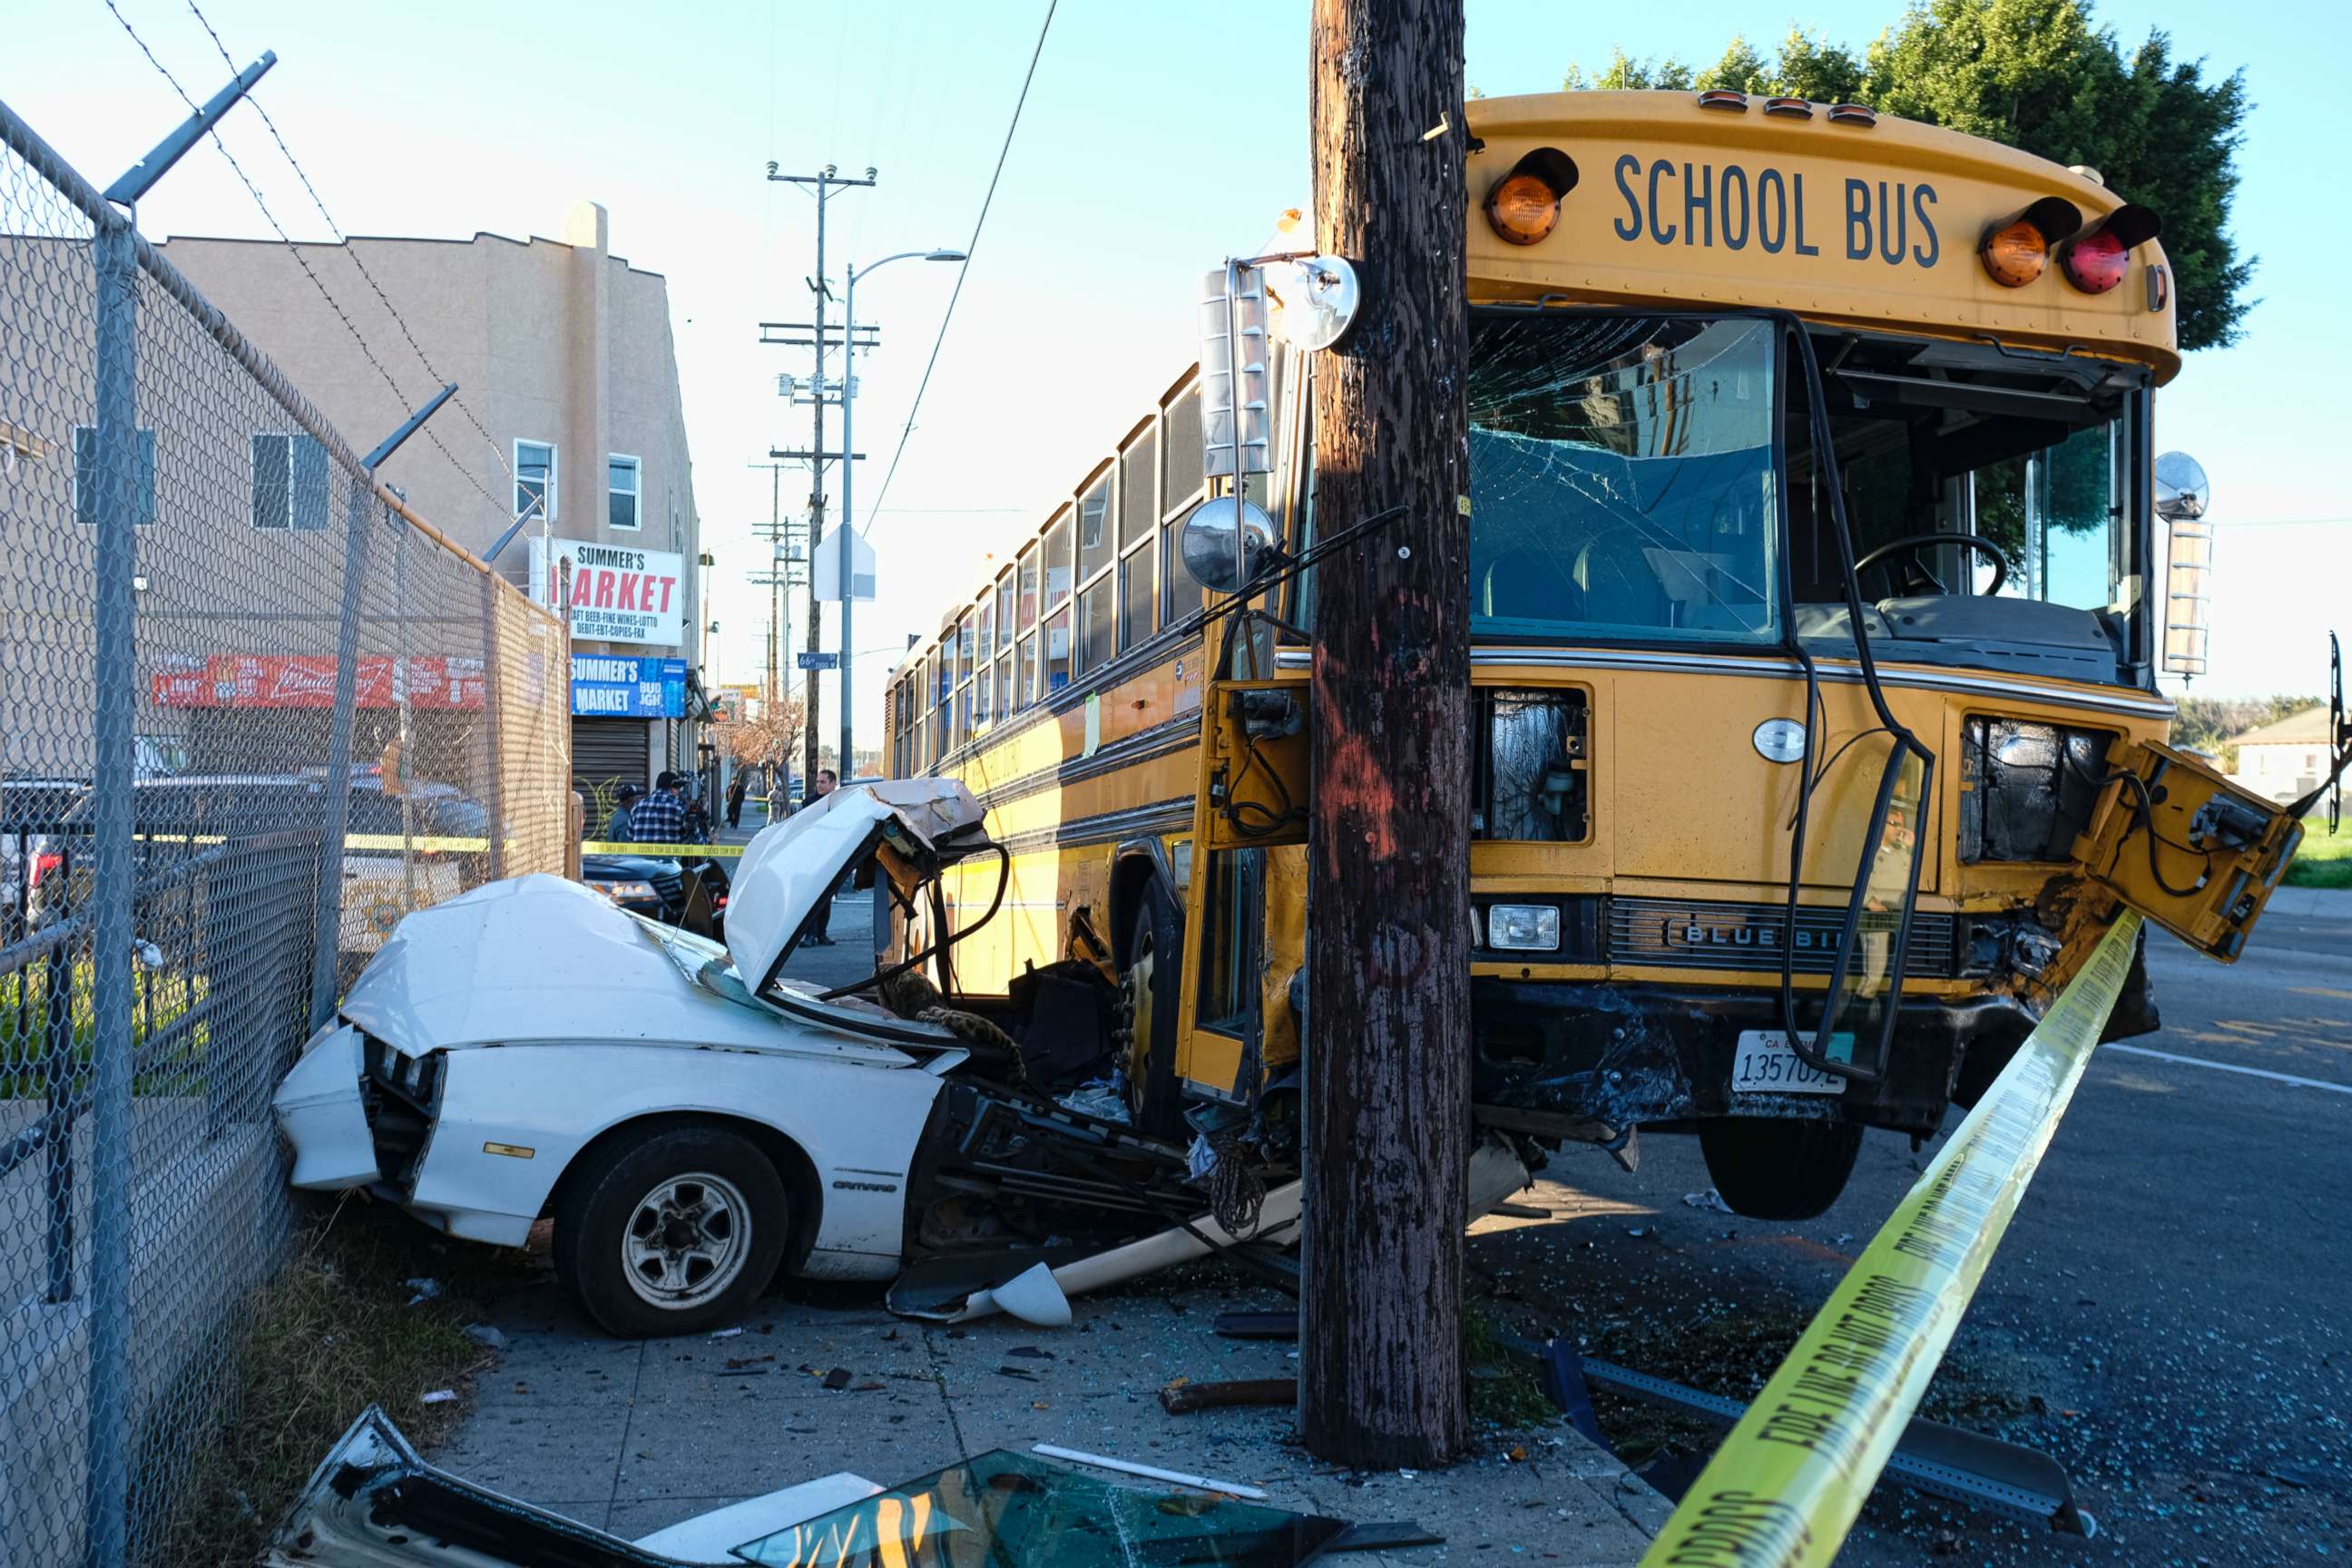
[1731,1030,1852,1095]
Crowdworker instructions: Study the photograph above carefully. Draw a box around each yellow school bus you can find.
[882,90,2305,1219]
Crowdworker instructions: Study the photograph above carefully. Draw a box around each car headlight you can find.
[594,880,658,902]
[1485,903,1561,952]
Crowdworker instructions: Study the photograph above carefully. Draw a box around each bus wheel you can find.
[1118,894,1184,1139]
[1697,1117,1862,1221]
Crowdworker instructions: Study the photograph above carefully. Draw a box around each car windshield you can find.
[1467,314,1779,644]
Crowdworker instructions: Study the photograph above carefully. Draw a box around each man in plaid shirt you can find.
[629,773,690,845]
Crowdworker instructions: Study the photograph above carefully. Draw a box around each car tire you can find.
[554,1123,791,1338]
[1697,1116,1863,1221]
[1121,889,1185,1139]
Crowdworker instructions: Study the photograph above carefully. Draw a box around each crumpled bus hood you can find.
[723,779,985,989]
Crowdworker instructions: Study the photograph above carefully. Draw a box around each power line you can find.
[102,0,513,529]
[858,0,1055,540]
[181,0,520,495]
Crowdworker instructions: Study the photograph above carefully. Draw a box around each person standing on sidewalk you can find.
[603,784,643,843]
[631,773,689,846]
[726,772,746,828]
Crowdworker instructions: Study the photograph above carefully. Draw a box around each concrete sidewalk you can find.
[430,902,1663,1562]
[438,1274,1664,1563]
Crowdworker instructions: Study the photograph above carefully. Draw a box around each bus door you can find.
[1173,632,1310,1109]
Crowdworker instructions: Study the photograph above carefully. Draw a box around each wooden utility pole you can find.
[1298,0,1473,1468]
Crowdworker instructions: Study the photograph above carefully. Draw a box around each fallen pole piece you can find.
[1032,1443,1269,1500]
[1160,1377,1298,1414]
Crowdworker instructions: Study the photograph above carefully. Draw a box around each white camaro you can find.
[280,784,1300,1335]
[275,779,1531,1336]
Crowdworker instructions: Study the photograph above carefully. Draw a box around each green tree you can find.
[1563,0,2252,349]
[1566,46,1693,92]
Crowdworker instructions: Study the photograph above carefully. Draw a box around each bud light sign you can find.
[571,655,687,718]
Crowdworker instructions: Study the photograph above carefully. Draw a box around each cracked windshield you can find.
[1467,315,1778,642]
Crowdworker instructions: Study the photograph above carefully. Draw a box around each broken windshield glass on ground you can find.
[264,1408,1353,1567]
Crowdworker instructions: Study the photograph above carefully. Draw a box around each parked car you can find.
[5,769,487,973]
[272,782,1532,1335]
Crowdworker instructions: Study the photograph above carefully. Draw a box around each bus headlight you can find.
[1486,903,1561,952]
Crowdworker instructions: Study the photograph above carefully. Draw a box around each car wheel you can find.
[1119,891,1185,1138]
[554,1123,791,1337]
[1696,1116,1863,1221]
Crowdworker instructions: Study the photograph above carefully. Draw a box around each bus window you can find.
[1970,425,2119,610]
[995,648,1013,720]
[976,596,995,670]
[1079,579,1114,674]
[1018,628,1039,708]
[995,570,1015,644]
[1044,507,1074,613]
[1079,472,1114,583]
[1195,848,1263,1037]
[1017,543,1039,631]
[1121,427,1157,550]
[1043,605,1073,696]
[1119,540,1154,649]
[1784,334,2139,638]
[1162,387,1204,626]
[1467,315,1778,644]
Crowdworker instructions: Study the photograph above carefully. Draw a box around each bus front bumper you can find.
[1468,978,2038,1139]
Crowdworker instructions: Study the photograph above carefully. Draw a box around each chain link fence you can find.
[0,101,569,1564]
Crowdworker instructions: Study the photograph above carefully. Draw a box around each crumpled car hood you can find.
[341,874,912,1065]
[724,779,984,988]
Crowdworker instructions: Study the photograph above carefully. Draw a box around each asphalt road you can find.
[1473,893,2352,1564]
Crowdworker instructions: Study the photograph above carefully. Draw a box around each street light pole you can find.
[839,247,964,781]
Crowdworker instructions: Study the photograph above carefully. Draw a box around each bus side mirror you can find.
[1177,495,1279,594]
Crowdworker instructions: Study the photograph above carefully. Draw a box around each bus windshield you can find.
[1467,314,1779,644]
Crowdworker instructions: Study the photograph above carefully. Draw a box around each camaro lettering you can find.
[1612,153,1936,268]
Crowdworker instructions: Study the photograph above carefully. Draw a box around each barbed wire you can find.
[181,0,522,495]
[101,0,515,529]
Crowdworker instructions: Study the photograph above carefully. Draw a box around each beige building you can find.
[157,201,704,798]
[2227,706,2333,808]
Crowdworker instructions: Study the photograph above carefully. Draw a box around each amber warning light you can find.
[1978,195,2084,288]
[1484,148,1579,247]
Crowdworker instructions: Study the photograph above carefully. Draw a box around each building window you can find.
[251,432,331,530]
[515,439,556,523]
[608,454,641,530]
[72,426,157,526]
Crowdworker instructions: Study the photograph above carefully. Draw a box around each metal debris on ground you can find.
[1030,1444,1272,1502]
[462,1324,507,1351]
[1160,1377,1297,1415]
[1681,1189,1736,1216]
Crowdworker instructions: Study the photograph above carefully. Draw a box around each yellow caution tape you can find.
[581,840,748,858]
[1638,910,2143,1568]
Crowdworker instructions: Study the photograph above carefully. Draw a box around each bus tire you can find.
[1697,1116,1863,1221]
[1121,892,1185,1139]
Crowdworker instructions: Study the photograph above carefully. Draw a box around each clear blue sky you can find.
[8,0,2344,746]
